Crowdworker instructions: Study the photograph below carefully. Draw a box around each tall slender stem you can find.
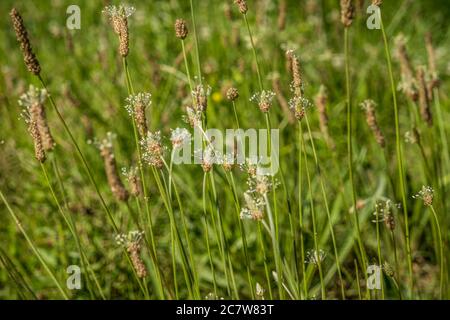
[379,15,413,294]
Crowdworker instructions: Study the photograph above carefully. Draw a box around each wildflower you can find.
[226,87,239,101]
[340,0,354,27]
[175,19,188,40]
[125,93,151,137]
[305,249,326,265]
[98,133,129,202]
[240,192,264,221]
[413,186,434,206]
[373,199,395,231]
[250,90,276,113]
[360,100,385,148]
[141,131,164,169]
[248,174,272,195]
[10,8,41,75]
[200,143,220,172]
[115,230,147,278]
[193,84,211,112]
[103,5,135,57]
[289,95,311,121]
[170,128,191,149]
[19,85,55,152]
[184,106,202,128]
[286,50,303,97]
[122,166,142,197]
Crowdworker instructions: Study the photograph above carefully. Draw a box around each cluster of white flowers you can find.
[305,249,326,265]
[170,128,191,148]
[115,230,144,247]
[102,5,135,18]
[124,92,152,117]
[412,185,434,206]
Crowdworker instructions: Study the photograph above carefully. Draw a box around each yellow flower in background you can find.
[212,91,222,103]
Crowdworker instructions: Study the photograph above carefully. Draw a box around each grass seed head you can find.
[340,0,354,27]
[125,93,151,137]
[416,66,433,126]
[360,99,385,148]
[175,19,188,39]
[226,87,239,101]
[234,0,248,14]
[99,133,129,202]
[103,5,135,57]
[10,8,41,75]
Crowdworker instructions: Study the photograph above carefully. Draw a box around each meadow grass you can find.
[0,0,448,300]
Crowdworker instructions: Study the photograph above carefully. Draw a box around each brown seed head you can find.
[360,100,385,148]
[99,135,129,202]
[424,33,439,91]
[340,0,354,27]
[315,86,335,150]
[10,8,41,75]
[234,0,248,14]
[28,116,46,163]
[416,66,433,127]
[175,19,188,40]
[395,35,418,101]
[226,87,239,101]
[127,242,147,278]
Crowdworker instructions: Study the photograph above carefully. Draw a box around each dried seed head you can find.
[175,19,188,40]
[360,100,385,148]
[10,8,41,75]
[122,167,142,197]
[416,66,433,126]
[234,0,248,14]
[383,262,395,277]
[125,93,151,137]
[103,5,135,57]
[19,85,55,152]
[240,192,264,221]
[286,50,303,97]
[413,185,434,206]
[424,33,439,91]
[141,131,164,169]
[99,133,129,202]
[315,85,335,150]
[250,90,276,113]
[127,242,147,278]
[340,0,354,27]
[278,0,287,31]
[116,231,147,278]
[184,106,202,128]
[193,84,211,112]
[226,87,239,101]
[395,35,418,101]
[28,116,46,163]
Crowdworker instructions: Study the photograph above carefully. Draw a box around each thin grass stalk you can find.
[40,162,103,299]
[189,0,202,84]
[202,173,218,296]
[304,113,345,299]
[354,259,362,299]
[257,222,273,299]
[227,172,255,298]
[379,14,413,294]
[300,125,325,299]
[297,122,308,299]
[52,158,106,299]
[344,28,368,288]
[0,189,69,300]
[161,156,200,296]
[122,57,166,299]
[429,205,444,299]
[374,206,385,299]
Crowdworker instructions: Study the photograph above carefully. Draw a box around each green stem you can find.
[379,15,413,295]
[0,189,69,300]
